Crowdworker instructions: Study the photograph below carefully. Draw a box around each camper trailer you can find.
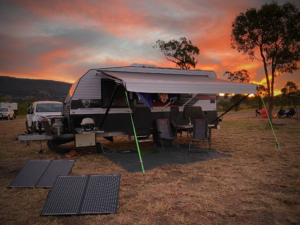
[61,64,256,149]
[17,64,256,152]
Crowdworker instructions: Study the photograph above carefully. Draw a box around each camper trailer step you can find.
[137,136,152,143]
[138,139,153,143]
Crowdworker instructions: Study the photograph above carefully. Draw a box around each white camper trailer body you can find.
[63,64,256,145]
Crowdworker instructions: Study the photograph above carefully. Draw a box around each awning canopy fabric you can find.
[100,71,257,94]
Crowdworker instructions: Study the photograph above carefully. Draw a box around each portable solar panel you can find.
[35,160,75,188]
[41,174,121,216]
[8,160,75,188]
[8,160,51,188]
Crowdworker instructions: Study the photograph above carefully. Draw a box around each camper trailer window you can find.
[102,79,128,108]
[151,93,180,107]
[36,103,62,112]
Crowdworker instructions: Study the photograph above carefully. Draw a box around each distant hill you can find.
[0,76,72,103]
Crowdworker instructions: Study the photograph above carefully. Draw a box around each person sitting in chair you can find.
[255,109,261,117]
[286,108,296,118]
[278,108,285,117]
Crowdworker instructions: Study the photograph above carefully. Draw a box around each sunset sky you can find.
[0,0,299,95]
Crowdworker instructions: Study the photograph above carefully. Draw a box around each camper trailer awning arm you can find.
[210,95,249,125]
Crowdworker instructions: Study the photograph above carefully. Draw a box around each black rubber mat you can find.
[8,160,75,188]
[41,175,121,216]
[105,146,231,173]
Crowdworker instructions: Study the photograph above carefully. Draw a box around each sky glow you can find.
[0,0,299,95]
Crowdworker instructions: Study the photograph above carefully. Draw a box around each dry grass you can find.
[0,114,299,225]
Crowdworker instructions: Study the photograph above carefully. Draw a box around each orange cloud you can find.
[1,0,299,90]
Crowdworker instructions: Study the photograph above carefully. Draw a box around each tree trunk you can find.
[268,96,274,123]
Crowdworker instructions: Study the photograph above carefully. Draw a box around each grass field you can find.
[0,113,299,225]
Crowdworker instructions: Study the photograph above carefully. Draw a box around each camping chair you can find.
[278,109,285,118]
[156,119,179,151]
[188,118,209,151]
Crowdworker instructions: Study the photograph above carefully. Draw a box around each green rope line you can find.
[124,89,145,175]
[260,96,282,153]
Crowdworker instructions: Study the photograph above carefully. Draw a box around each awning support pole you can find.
[260,96,282,154]
[210,95,249,124]
[124,89,146,176]
[99,83,119,129]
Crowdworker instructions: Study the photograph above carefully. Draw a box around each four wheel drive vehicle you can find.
[0,107,15,120]
[26,101,63,134]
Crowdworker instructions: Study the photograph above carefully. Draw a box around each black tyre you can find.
[47,139,73,154]
[31,122,36,134]
[25,120,31,134]
[5,116,8,120]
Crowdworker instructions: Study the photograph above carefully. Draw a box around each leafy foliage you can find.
[281,81,298,96]
[17,102,32,115]
[217,99,231,111]
[231,1,300,121]
[154,37,200,70]
[281,81,299,107]
[256,85,268,97]
[230,94,244,111]
[224,69,250,83]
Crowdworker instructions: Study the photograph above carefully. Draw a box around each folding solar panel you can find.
[41,174,121,216]
[8,160,75,188]
[36,160,75,188]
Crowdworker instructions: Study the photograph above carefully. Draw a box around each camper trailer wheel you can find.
[47,140,70,154]
[96,142,103,154]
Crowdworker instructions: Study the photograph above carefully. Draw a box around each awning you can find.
[100,71,257,94]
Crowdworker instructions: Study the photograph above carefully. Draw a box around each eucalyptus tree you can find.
[154,37,200,70]
[231,1,300,122]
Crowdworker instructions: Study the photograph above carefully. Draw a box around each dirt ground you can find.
[0,113,299,225]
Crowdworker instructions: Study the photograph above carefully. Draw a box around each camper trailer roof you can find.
[98,64,216,78]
